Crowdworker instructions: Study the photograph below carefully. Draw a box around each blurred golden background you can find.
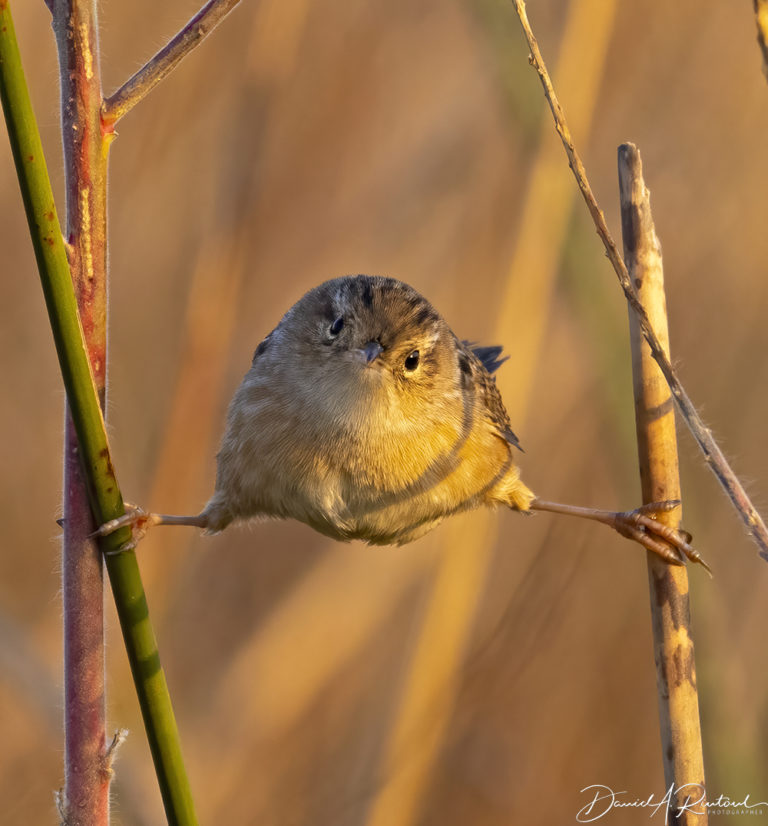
[2,1,767,823]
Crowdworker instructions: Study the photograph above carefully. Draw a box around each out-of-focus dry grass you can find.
[2,1,767,824]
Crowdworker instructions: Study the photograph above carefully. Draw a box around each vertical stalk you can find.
[51,2,112,823]
[3,1,216,821]
[62,416,110,825]
[619,143,707,822]
[512,0,768,563]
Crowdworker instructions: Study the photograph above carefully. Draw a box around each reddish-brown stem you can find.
[62,416,109,824]
[51,1,112,822]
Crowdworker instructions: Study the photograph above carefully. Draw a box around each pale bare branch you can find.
[620,142,708,825]
[510,0,768,562]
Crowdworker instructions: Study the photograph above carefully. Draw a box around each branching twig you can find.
[511,0,768,562]
[102,0,241,125]
[0,2,198,823]
[620,143,707,824]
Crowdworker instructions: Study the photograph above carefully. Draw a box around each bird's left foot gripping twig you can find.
[530,498,712,575]
[94,505,161,553]
[94,506,208,553]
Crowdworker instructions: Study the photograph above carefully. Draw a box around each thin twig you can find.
[511,0,768,562]
[102,0,241,125]
[620,143,707,823]
[754,0,768,80]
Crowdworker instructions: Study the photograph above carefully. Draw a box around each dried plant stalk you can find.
[511,0,768,562]
[619,143,707,823]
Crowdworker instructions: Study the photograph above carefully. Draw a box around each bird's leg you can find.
[94,505,209,553]
[529,498,712,575]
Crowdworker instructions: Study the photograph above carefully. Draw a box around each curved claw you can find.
[614,502,712,576]
[616,522,686,566]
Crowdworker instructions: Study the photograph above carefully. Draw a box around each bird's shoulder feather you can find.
[456,339,523,451]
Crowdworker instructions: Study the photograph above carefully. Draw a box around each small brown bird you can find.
[100,275,706,570]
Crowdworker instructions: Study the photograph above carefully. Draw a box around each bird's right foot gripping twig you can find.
[529,498,712,575]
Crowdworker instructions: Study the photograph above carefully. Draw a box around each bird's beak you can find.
[357,340,383,364]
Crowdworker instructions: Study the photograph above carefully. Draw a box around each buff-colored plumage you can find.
[97,274,705,569]
[201,274,534,544]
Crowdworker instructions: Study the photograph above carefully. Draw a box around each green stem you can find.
[0,5,197,824]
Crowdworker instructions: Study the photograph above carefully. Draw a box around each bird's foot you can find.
[529,497,712,575]
[93,504,160,554]
[609,500,711,575]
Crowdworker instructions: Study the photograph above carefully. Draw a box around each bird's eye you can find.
[404,350,420,371]
[329,316,344,337]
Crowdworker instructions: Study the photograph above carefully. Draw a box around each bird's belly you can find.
[227,398,523,545]
[292,437,514,545]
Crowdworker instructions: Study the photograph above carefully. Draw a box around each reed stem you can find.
[619,143,707,822]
